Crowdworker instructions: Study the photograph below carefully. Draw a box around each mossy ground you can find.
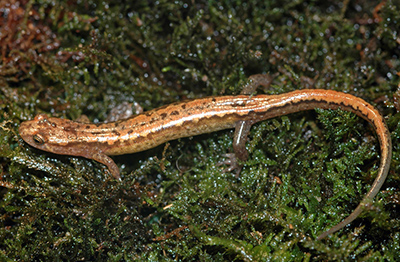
[1,0,400,260]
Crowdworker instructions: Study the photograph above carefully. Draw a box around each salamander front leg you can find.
[91,152,121,181]
[105,101,143,122]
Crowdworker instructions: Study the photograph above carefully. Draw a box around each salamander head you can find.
[19,114,89,157]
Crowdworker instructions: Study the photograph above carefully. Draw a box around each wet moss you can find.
[1,0,400,260]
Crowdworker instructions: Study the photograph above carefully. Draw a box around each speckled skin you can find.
[19,89,392,240]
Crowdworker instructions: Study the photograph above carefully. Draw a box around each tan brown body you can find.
[19,89,392,240]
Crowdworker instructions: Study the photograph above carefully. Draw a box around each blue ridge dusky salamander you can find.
[18,75,392,240]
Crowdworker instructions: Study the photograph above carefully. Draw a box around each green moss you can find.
[1,0,400,260]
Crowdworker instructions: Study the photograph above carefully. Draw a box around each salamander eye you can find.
[33,134,45,145]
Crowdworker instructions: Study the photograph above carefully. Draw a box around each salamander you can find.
[18,75,392,240]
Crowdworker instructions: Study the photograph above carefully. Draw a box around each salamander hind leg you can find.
[218,74,277,177]
[217,120,253,177]
[242,73,276,95]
